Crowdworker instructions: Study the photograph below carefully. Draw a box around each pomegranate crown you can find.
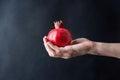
[54,20,64,29]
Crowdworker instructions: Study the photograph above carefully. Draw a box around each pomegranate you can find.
[47,20,72,47]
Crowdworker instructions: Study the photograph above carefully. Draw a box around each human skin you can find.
[43,36,120,59]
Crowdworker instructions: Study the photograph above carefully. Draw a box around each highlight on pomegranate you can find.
[47,20,72,47]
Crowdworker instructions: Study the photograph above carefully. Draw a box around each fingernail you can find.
[47,42,51,45]
[43,36,46,38]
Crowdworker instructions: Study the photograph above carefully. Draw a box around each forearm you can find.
[89,42,120,59]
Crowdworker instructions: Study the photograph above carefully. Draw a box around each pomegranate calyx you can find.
[54,20,64,29]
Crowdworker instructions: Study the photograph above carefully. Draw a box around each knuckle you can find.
[80,38,87,41]
[50,53,62,58]
[48,52,55,57]
[48,53,53,57]
[63,53,72,59]
[56,50,61,53]
[63,57,70,59]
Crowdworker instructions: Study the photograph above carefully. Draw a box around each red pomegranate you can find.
[47,20,72,47]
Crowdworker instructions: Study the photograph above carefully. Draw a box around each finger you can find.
[43,36,58,50]
[43,36,47,42]
[47,42,59,50]
[43,36,62,57]
[71,40,79,44]
[71,38,87,44]
[43,36,55,56]
[47,42,63,56]
[43,36,48,42]
[44,43,55,57]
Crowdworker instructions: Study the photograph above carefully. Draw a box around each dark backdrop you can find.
[0,0,120,80]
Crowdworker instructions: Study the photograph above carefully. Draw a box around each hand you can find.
[43,36,95,59]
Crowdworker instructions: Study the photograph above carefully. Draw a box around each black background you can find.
[0,0,120,80]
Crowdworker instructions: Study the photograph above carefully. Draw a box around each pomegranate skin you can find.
[47,21,72,47]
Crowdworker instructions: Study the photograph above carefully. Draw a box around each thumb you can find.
[71,38,88,44]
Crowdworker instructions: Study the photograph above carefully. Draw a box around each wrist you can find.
[88,41,100,55]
